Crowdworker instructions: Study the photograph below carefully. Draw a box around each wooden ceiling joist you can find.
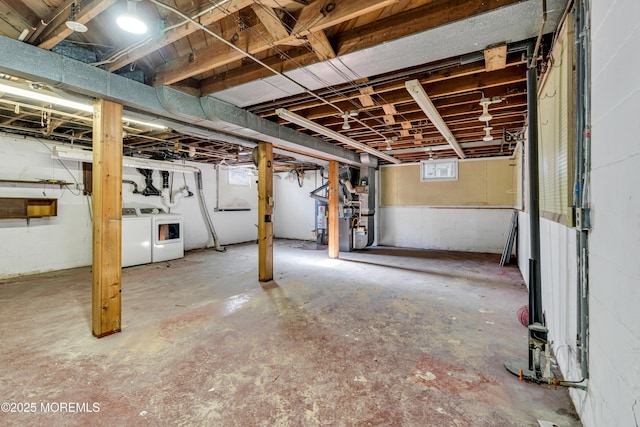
[105,0,256,71]
[484,44,508,72]
[37,0,118,50]
[307,30,336,61]
[157,0,405,86]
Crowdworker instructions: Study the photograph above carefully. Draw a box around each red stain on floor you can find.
[411,356,508,408]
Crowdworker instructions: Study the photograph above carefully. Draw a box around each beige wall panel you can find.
[381,158,516,207]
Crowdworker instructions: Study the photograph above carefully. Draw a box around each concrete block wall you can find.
[518,2,640,425]
[579,1,640,425]
[379,206,514,253]
[0,136,92,277]
[518,213,581,382]
[0,136,258,278]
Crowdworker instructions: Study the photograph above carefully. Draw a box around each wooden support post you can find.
[257,142,273,281]
[92,99,123,338]
[328,160,339,259]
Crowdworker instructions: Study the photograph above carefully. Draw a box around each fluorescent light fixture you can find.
[386,139,505,155]
[405,79,466,159]
[0,80,169,130]
[122,116,168,130]
[52,146,199,173]
[0,81,93,113]
[275,108,400,164]
[117,0,147,35]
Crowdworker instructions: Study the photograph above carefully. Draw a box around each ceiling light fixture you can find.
[276,108,400,164]
[479,96,503,122]
[405,79,466,159]
[52,146,199,172]
[341,112,351,130]
[0,81,93,113]
[341,110,359,130]
[0,81,168,130]
[65,2,88,33]
[122,116,169,130]
[483,126,494,142]
[117,0,148,35]
[479,98,493,122]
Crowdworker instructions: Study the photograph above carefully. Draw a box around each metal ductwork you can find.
[0,36,361,168]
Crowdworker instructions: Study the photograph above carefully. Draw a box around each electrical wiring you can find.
[150,0,344,116]
[91,36,154,67]
[551,343,587,384]
[36,139,83,196]
[194,0,402,141]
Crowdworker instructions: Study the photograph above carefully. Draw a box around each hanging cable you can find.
[149,0,344,115]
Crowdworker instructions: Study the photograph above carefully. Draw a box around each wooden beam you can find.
[296,65,528,119]
[484,44,507,72]
[327,160,339,259]
[307,30,336,61]
[171,0,396,87]
[284,56,526,117]
[38,0,117,50]
[382,104,397,115]
[382,104,397,124]
[291,0,398,36]
[337,0,521,55]
[92,98,123,338]
[26,0,75,44]
[106,0,255,71]
[201,47,318,94]
[251,4,290,41]
[1,0,39,39]
[257,142,274,281]
[200,0,521,95]
[358,94,375,107]
[357,86,376,107]
[154,22,276,86]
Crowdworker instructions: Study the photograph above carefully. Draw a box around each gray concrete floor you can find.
[0,240,580,426]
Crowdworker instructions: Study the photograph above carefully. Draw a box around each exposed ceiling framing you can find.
[0,0,569,168]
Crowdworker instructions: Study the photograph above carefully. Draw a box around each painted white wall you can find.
[518,3,640,426]
[0,136,91,278]
[379,206,514,253]
[519,213,581,382]
[576,1,640,426]
[0,135,258,278]
[273,169,320,241]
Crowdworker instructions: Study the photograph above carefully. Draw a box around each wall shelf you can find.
[0,197,58,220]
[0,179,73,188]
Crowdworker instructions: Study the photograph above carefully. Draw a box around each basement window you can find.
[420,159,458,181]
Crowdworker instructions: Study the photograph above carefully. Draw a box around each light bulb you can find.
[117,1,147,34]
[479,104,492,122]
[341,113,350,130]
[483,126,493,142]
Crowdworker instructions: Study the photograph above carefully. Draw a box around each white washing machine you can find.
[149,213,184,263]
[122,208,152,267]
